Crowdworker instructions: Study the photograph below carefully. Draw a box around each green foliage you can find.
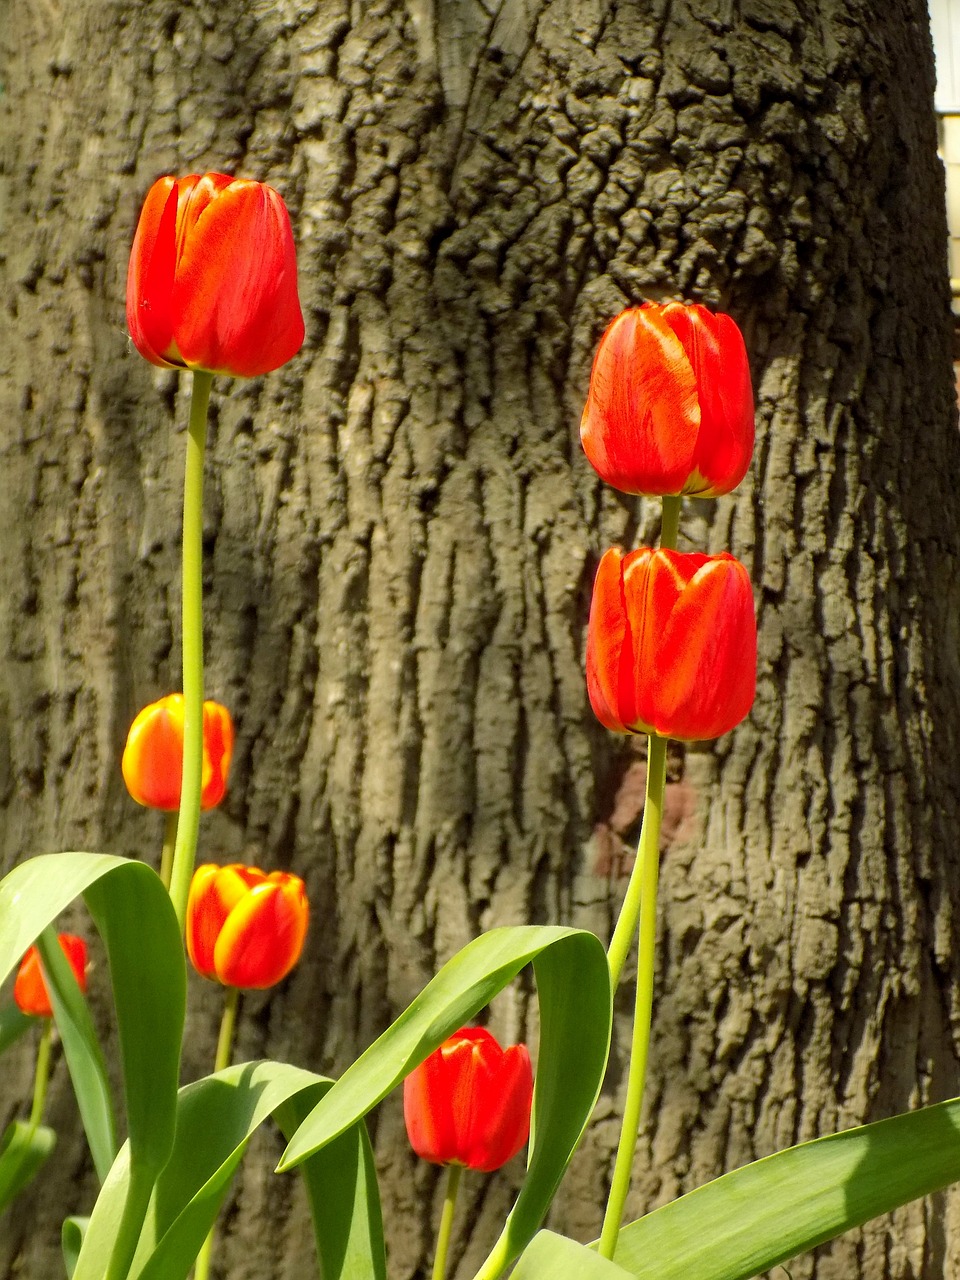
[512,1231,633,1278]
[279,925,613,1280]
[0,1119,56,1215]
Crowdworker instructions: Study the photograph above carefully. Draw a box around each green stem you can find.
[432,1163,463,1280]
[168,369,213,931]
[28,1018,54,1131]
[194,985,241,1280]
[660,494,681,551]
[159,810,178,891]
[599,733,667,1261]
[606,735,668,991]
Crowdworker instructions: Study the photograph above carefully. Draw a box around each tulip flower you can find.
[587,546,756,741]
[580,302,754,497]
[126,172,304,378]
[122,694,234,812]
[403,1026,533,1173]
[14,935,88,1019]
[186,864,309,989]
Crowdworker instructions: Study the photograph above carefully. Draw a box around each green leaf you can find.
[278,925,612,1280]
[0,1119,57,1214]
[611,1096,960,1279]
[0,1005,33,1056]
[512,1232,633,1279]
[0,853,186,1278]
[73,1060,385,1280]
[37,926,117,1181]
[62,1217,89,1279]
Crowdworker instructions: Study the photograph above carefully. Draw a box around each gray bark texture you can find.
[3,0,960,1276]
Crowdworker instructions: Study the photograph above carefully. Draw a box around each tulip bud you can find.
[14,934,88,1019]
[186,863,309,989]
[587,546,757,741]
[403,1027,534,1173]
[126,172,305,378]
[580,302,754,498]
[122,694,235,812]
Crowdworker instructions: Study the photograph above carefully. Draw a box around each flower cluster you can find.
[582,301,757,742]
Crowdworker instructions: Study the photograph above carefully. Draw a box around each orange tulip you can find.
[186,864,309,989]
[14,934,88,1019]
[580,302,754,497]
[587,546,756,741]
[403,1027,533,1173]
[122,694,234,811]
[126,172,304,378]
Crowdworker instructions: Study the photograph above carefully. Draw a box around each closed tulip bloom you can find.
[587,547,756,741]
[14,934,88,1019]
[127,172,304,378]
[580,302,754,497]
[403,1027,533,1173]
[122,694,235,811]
[186,864,309,989]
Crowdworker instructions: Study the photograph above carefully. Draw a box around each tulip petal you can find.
[659,304,755,497]
[14,934,87,1019]
[586,548,633,733]
[126,177,180,368]
[580,308,700,496]
[173,180,304,378]
[653,554,757,740]
[186,864,257,979]
[466,1042,533,1172]
[121,700,185,810]
[213,875,309,989]
[403,1044,460,1166]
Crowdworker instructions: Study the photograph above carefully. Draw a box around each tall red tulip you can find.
[14,935,88,1019]
[403,1027,533,1173]
[127,173,304,378]
[587,546,756,741]
[580,302,754,497]
[122,694,234,811]
[186,863,309,989]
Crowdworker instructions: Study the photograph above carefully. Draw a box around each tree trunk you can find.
[3,0,960,1276]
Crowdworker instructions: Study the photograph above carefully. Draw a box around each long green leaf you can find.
[0,1005,33,1056]
[0,1119,56,1214]
[73,1061,384,1280]
[0,853,186,1278]
[37,925,117,1181]
[512,1231,633,1279]
[611,1096,960,1279]
[278,925,612,1280]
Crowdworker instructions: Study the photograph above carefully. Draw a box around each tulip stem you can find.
[432,1163,463,1280]
[159,810,178,891]
[168,369,213,931]
[606,734,667,990]
[660,494,681,551]
[599,732,667,1261]
[28,1018,54,1131]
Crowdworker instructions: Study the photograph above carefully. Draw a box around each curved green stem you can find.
[193,985,241,1280]
[159,810,178,891]
[599,732,667,1260]
[28,1018,53,1130]
[168,369,212,930]
[432,1163,463,1280]
[660,494,681,551]
[606,735,668,991]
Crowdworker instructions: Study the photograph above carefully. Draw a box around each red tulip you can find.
[580,302,754,497]
[122,694,235,811]
[186,863,309,989]
[403,1027,533,1173]
[126,172,304,378]
[587,546,756,741]
[14,934,88,1019]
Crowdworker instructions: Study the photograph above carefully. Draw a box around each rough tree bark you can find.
[2,0,960,1277]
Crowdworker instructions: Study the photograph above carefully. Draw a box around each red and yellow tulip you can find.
[122,694,234,812]
[14,934,88,1019]
[186,863,309,989]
